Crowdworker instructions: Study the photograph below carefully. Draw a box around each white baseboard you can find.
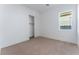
[1,39,29,48]
[39,36,77,45]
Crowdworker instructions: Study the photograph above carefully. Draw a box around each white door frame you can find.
[28,15,35,39]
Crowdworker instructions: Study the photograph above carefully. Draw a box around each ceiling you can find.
[25,4,54,13]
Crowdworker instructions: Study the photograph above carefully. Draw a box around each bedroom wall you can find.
[39,4,77,44]
[77,4,79,45]
[0,4,40,48]
[0,4,77,48]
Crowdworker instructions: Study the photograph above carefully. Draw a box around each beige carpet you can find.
[1,37,79,55]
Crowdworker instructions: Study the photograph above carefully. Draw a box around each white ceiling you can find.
[23,4,76,13]
[25,4,54,13]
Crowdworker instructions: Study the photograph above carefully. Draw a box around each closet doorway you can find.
[29,15,35,39]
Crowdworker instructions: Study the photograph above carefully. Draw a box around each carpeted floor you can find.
[1,37,79,55]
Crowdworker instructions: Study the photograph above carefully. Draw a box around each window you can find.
[59,10,72,30]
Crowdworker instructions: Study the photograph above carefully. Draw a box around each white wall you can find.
[0,4,77,48]
[0,48,1,55]
[39,4,77,44]
[0,4,40,48]
[77,5,79,45]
